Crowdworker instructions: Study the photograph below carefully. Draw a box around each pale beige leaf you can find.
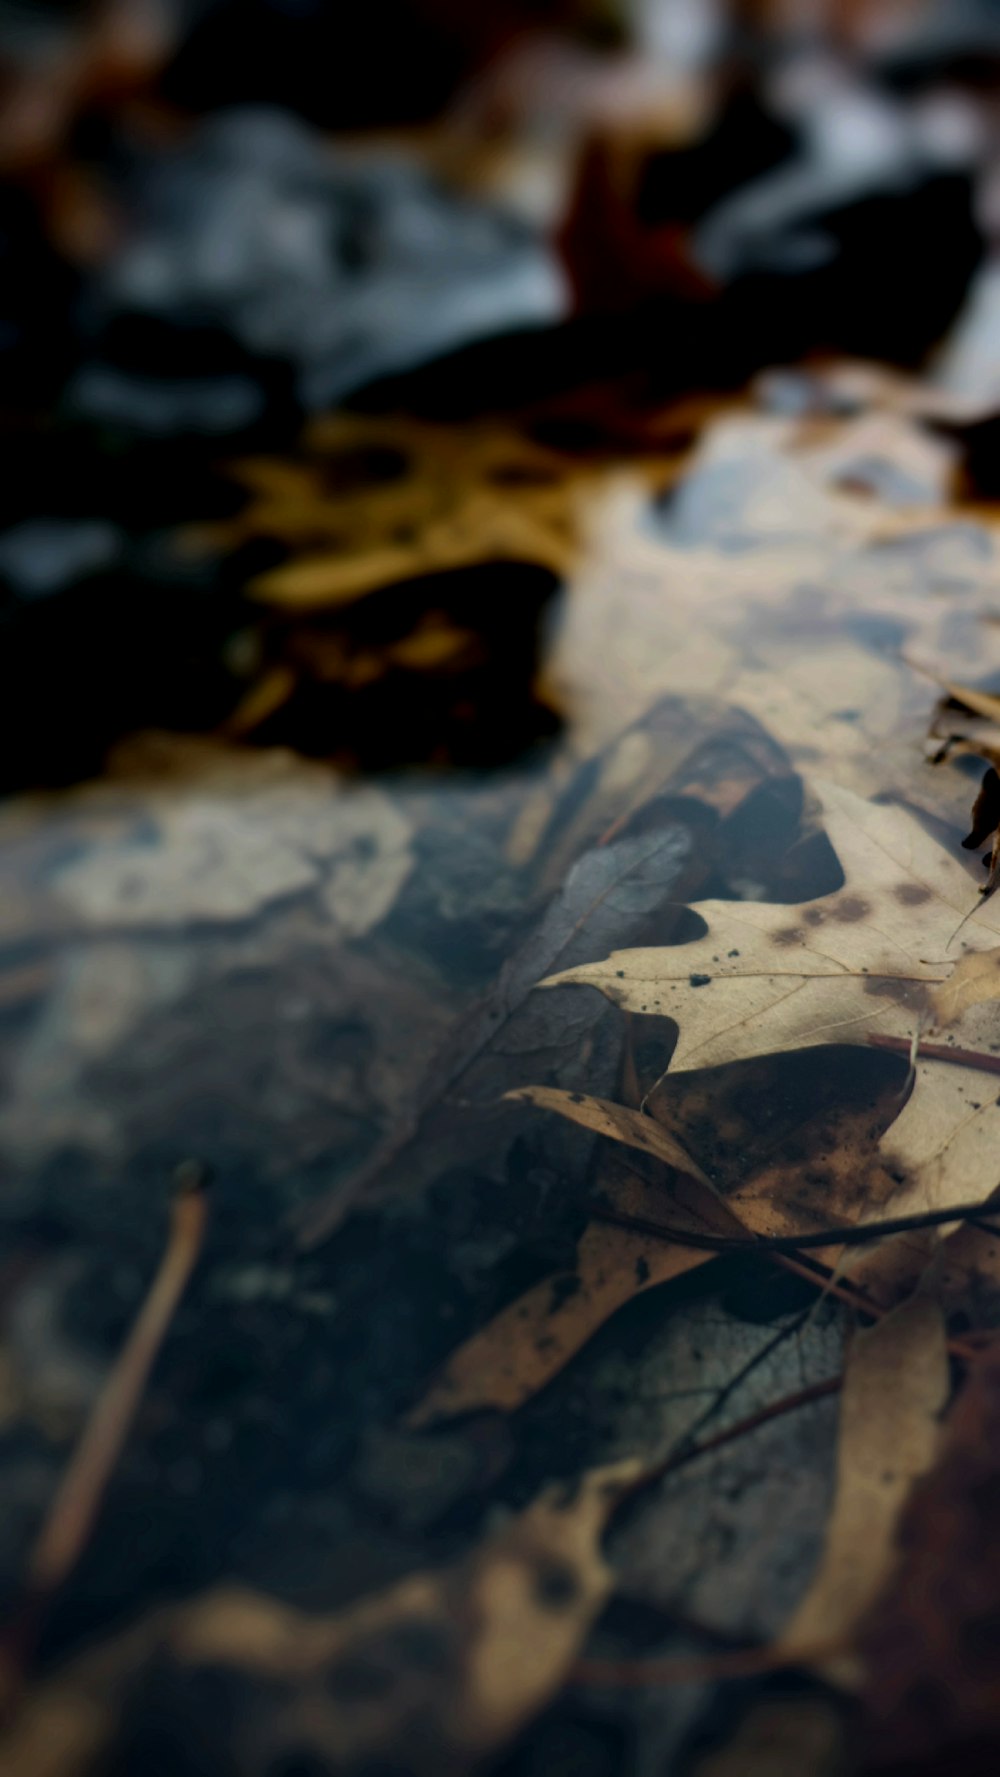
[543,777,998,1071]
[0,1461,639,1777]
[930,947,1000,1025]
[504,1086,718,1189]
[779,1294,948,1674]
[913,666,1000,728]
[542,778,1000,1221]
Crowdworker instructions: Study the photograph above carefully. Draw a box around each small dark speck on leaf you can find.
[689,974,712,987]
[833,895,870,923]
[616,970,625,978]
[569,1092,584,1104]
[535,1560,581,1609]
[894,882,932,906]
[549,1274,581,1312]
[728,949,740,957]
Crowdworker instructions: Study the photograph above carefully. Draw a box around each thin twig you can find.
[591,1198,1000,1254]
[572,1634,844,1688]
[767,1249,886,1317]
[611,1310,820,1522]
[657,1375,843,1475]
[0,1164,209,1709]
[867,1033,1000,1078]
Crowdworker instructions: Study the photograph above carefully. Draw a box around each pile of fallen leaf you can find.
[9,360,1000,1777]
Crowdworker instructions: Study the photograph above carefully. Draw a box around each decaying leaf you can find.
[857,1345,1000,1768]
[542,777,1000,1225]
[47,744,413,934]
[410,1045,911,1425]
[299,696,794,1245]
[0,1460,640,1777]
[777,1293,948,1679]
[408,1154,739,1426]
[921,667,1000,896]
[961,765,1000,899]
[922,673,1000,730]
[212,415,614,612]
[503,1086,718,1191]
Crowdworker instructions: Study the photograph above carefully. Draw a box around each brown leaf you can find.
[298,696,792,1245]
[926,676,1000,729]
[778,1294,948,1677]
[0,1460,640,1777]
[960,766,1000,898]
[219,416,606,613]
[961,766,1000,852]
[409,1045,910,1425]
[544,777,1000,1231]
[503,1086,718,1191]
[858,1345,1000,1770]
[407,1160,736,1426]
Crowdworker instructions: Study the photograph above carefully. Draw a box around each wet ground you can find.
[8,5,1000,1770]
[4,354,1000,1774]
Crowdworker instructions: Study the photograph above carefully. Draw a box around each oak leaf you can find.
[542,778,1000,1220]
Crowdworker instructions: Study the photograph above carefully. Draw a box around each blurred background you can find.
[4,0,1000,785]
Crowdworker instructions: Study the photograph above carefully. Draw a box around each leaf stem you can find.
[591,1198,1000,1254]
[0,1163,209,1711]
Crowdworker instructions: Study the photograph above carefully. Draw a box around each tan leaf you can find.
[919,670,1000,728]
[503,1086,718,1190]
[543,777,1000,1221]
[0,1461,639,1777]
[50,759,413,936]
[411,1048,912,1425]
[407,1160,733,1426]
[930,946,1000,1025]
[857,1346,1000,1766]
[778,1293,948,1676]
[226,415,602,612]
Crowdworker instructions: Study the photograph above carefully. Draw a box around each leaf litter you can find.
[537,778,1000,1239]
[10,366,1000,1775]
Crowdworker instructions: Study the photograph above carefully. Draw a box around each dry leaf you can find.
[778,1293,948,1679]
[299,696,792,1245]
[503,1086,718,1191]
[215,416,609,612]
[960,765,1000,898]
[49,752,413,934]
[919,672,1000,729]
[408,1158,738,1426]
[919,665,1000,895]
[543,777,1000,1223]
[410,1045,911,1425]
[858,1345,1000,1768]
[0,1460,639,1777]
